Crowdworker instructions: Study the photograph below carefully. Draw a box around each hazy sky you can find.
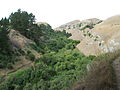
[1,0,120,28]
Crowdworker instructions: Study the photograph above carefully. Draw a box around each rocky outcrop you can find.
[8,29,40,58]
[9,29,34,49]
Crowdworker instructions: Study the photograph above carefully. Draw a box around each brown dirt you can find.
[67,29,84,41]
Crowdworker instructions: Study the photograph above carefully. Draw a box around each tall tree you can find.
[0,17,9,29]
[9,9,35,34]
[0,27,11,55]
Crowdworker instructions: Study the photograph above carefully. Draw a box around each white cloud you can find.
[0,0,120,28]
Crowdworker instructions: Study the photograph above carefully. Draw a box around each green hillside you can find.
[0,9,119,90]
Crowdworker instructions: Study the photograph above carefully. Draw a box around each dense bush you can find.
[0,18,18,69]
[9,9,35,33]
[0,9,72,69]
[0,54,18,69]
[27,52,35,61]
[6,63,13,69]
[0,48,95,90]
[0,9,108,90]
[29,26,72,54]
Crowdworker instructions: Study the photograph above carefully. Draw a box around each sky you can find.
[1,0,120,28]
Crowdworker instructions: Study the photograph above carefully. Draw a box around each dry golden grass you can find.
[71,50,120,90]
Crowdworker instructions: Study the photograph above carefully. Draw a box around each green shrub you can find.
[0,63,4,68]
[27,53,35,61]
[1,48,95,90]
[6,63,13,69]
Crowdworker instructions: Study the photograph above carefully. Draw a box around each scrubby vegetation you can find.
[0,9,96,90]
[0,9,71,69]
[71,52,120,90]
[0,48,95,90]
[0,9,119,90]
[0,18,18,69]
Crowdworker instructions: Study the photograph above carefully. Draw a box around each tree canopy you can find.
[9,9,35,34]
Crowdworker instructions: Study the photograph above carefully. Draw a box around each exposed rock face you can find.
[55,15,120,56]
[35,22,50,27]
[35,22,52,30]
[9,30,34,49]
[8,30,40,58]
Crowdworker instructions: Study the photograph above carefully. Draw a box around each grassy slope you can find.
[72,51,120,90]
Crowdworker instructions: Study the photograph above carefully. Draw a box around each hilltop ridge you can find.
[55,15,120,56]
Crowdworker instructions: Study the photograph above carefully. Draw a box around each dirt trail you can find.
[0,56,34,80]
[112,57,120,90]
[1,62,33,79]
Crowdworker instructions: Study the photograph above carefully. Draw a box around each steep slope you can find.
[0,24,94,90]
[0,29,41,77]
[55,18,102,55]
[56,15,120,56]
[112,57,120,90]
[55,18,102,41]
[9,29,41,58]
[71,52,120,90]
[77,15,120,55]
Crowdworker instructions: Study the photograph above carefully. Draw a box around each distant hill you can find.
[55,18,102,31]
[55,15,120,56]
[0,9,120,90]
